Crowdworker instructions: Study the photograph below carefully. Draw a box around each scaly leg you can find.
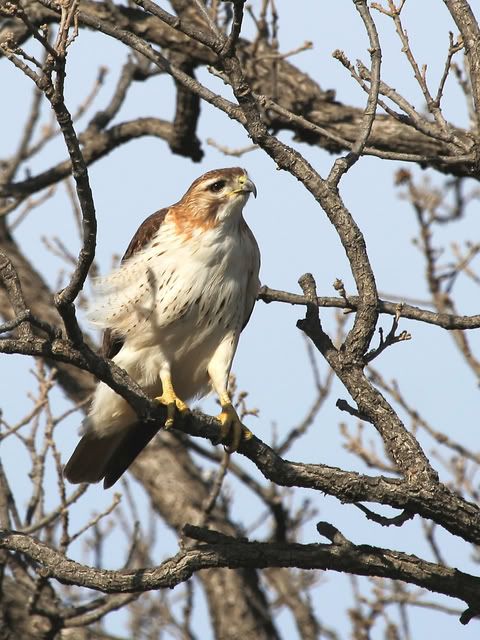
[208,334,253,452]
[217,391,253,452]
[155,369,189,428]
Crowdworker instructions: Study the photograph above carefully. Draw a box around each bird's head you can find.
[178,167,257,231]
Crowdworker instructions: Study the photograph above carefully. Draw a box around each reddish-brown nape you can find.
[170,167,247,238]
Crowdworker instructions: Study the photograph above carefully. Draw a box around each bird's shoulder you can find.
[121,207,170,263]
[102,207,169,358]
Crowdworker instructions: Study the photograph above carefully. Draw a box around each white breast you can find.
[88,216,259,406]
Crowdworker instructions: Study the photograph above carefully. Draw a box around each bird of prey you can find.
[64,167,260,488]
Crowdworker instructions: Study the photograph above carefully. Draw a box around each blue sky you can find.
[1,1,480,637]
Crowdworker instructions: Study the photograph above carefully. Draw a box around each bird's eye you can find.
[209,180,226,192]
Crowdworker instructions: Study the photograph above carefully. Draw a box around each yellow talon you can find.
[154,392,189,429]
[216,402,252,452]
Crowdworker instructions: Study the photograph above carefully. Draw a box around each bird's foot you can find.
[216,402,253,452]
[154,392,190,428]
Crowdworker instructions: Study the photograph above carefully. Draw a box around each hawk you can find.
[64,167,260,488]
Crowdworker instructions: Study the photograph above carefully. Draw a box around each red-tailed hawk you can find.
[64,167,260,488]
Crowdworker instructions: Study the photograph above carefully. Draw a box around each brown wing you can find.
[102,208,169,359]
[64,209,172,487]
[121,208,169,263]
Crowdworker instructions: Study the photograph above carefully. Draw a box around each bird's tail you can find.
[64,419,161,489]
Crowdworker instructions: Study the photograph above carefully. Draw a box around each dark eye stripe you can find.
[209,180,226,192]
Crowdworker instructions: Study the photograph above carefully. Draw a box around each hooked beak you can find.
[237,175,257,198]
[244,177,257,198]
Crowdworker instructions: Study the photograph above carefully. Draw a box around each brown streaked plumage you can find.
[64,167,260,488]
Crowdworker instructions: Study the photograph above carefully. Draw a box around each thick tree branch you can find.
[1,315,479,546]
[1,1,478,178]
[2,118,183,200]
[1,525,480,624]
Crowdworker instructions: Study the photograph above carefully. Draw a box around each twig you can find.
[258,284,480,330]
[435,32,464,108]
[0,252,32,339]
[197,451,230,528]
[354,503,414,527]
[206,138,257,156]
[328,0,382,186]
[365,305,411,363]
[220,0,246,57]
[69,493,122,543]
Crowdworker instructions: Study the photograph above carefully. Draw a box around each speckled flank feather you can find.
[64,167,260,486]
